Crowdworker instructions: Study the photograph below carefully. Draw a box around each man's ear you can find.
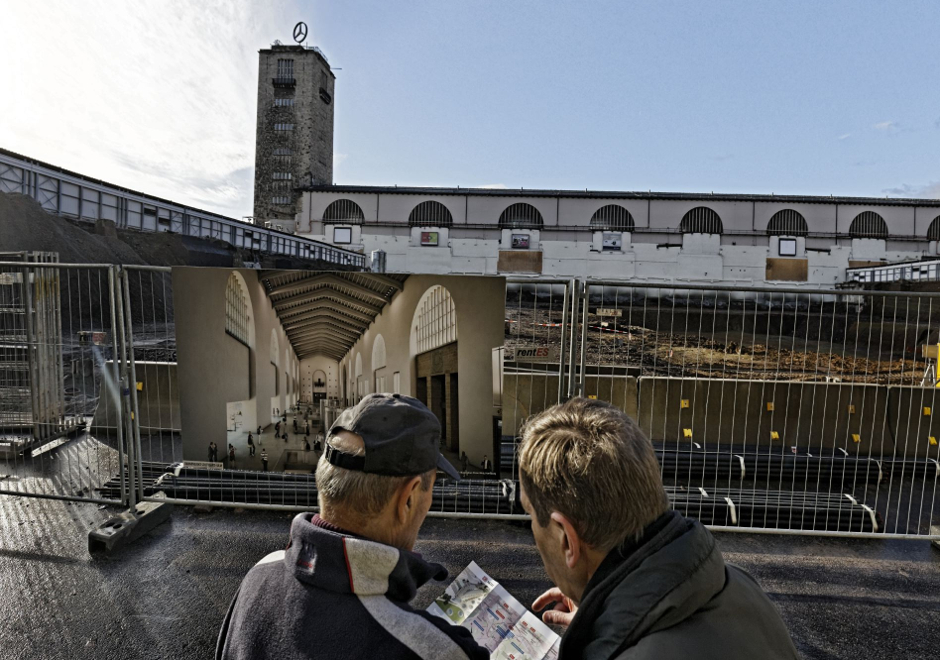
[550,511,582,569]
[397,475,424,522]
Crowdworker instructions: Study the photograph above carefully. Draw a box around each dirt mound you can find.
[0,193,215,267]
[0,193,145,263]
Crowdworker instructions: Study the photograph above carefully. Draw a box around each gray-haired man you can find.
[217,393,487,660]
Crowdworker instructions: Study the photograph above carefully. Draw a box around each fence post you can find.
[106,266,130,506]
[566,279,581,400]
[557,281,571,404]
[577,279,589,397]
[112,266,137,508]
[122,267,145,503]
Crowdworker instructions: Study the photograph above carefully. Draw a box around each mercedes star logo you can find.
[293,22,308,43]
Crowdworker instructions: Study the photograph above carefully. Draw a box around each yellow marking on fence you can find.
[847,404,855,414]
[587,394,597,399]
[930,436,938,447]
[136,382,143,391]
[770,431,780,440]
[766,402,774,412]
[852,433,861,443]
[680,399,689,409]
[683,428,693,438]
[924,407,932,416]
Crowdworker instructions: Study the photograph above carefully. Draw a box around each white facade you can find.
[297,187,940,286]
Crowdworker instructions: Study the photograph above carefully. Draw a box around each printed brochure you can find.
[427,561,561,659]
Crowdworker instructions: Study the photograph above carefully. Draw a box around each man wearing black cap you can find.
[217,394,487,660]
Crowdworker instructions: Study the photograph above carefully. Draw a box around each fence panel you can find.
[581,280,940,539]
[0,257,129,505]
[501,278,577,479]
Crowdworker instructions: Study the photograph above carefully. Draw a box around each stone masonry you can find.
[253,43,335,226]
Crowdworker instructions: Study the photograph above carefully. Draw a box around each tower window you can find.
[271,196,291,205]
[277,59,294,78]
[274,123,294,131]
[274,98,295,107]
[272,172,292,180]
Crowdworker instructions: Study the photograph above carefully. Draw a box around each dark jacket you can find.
[216,513,488,660]
[560,511,800,660]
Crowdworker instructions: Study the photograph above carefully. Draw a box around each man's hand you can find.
[533,587,577,627]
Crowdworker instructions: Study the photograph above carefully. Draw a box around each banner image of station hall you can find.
[171,268,505,472]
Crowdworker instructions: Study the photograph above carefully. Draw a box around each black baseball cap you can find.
[326,393,461,480]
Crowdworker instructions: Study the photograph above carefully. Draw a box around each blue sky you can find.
[2,0,939,218]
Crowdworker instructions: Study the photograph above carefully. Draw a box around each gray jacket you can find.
[560,511,800,660]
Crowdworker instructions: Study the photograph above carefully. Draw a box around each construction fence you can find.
[1,261,938,540]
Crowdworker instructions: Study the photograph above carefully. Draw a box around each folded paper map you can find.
[427,561,561,660]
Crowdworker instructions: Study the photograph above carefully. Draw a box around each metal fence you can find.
[505,280,940,539]
[0,258,135,506]
[3,264,938,540]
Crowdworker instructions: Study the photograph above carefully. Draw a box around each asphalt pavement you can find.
[1,495,939,659]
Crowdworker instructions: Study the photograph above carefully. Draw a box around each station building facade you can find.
[293,186,940,287]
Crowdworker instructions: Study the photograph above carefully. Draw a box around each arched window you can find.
[412,285,457,354]
[498,203,543,229]
[767,209,808,236]
[323,199,365,224]
[590,204,635,231]
[927,215,940,241]
[849,211,888,238]
[679,207,723,234]
[270,329,279,365]
[355,353,362,378]
[372,334,387,370]
[225,273,250,346]
[408,201,453,227]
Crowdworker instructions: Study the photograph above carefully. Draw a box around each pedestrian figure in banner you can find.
[304,438,311,452]
[275,421,281,435]
[247,433,255,457]
[282,431,289,443]
[257,425,262,436]
[228,444,236,468]
[208,441,217,462]
[261,448,268,472]
[460,451,468,472]
[482,455,492,472]
[293,419,298,433]
[313,437,322,453]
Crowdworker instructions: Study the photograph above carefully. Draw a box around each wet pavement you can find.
[1,495,939,659]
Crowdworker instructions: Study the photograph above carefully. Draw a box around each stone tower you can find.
[252,41,335,227]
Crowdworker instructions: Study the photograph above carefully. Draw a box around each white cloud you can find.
[882,181,940,199]
[873,121,898,131]
[0,0,298,218]
[478,183,508,189]
[837,133,851,140]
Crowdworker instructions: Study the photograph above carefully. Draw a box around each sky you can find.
[2,0,939,219]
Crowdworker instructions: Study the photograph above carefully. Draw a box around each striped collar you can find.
[285,512,448,601]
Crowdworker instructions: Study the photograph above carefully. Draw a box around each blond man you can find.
[519,397,799,660]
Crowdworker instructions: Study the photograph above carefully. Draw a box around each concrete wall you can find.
[173,267,300,460]
[299,190,938,286]
[91,361,181,432]
[337,274,505,462]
